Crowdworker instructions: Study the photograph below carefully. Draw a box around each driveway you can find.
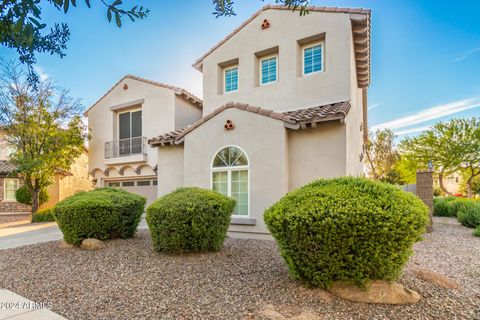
[0,216,148,250]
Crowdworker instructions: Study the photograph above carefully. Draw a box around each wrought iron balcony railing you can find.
[105,136,147,159]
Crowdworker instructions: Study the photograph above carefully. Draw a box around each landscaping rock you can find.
[414,269,461,289]
[80,238,105,250]
[327,280,421,305]
[58,240,75,249]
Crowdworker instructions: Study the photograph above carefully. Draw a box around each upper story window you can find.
[224,66,239,93]
[4,178,19,201]
[212,146,249,217]
[260,56,278,85]
[303,43,323,75]
[118,110,142,155]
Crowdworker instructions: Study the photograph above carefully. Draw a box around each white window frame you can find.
[4,178,20,202]
[302,42,324,76]
[259,54,278,85]
[223,65,239,94]
[210,145,250,218]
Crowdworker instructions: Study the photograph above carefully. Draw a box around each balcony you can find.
[104,136,148,165]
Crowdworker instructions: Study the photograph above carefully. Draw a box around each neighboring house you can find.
[40,148,92,209]
[0,131,91,213]
[149,5,371,237]
[85,75,203,205]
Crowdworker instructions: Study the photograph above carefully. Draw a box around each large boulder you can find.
[327,280,420,305]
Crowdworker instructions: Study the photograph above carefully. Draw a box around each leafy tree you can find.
[364,129,403,184]
[399,118,480,198]
[1,1,308,81]
[213,0,310,17]
[1,0,150,81]
[0,59,86,215]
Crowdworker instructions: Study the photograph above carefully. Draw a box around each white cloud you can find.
[454,46,480,62]
[33,65,50,81]
[371,97,480,131]
[368,101,383,111]
[394,126,431,136]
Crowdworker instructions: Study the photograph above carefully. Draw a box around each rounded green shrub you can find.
[264,177,429,288]
[15,185,49,206]
[54,188,146,245]
[32,207,55,222]
[473,226,480,237]
[146,187,236,253]
[457,204,480,228]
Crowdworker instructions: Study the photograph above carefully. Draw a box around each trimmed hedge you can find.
[146,187,236,253]
[54,188,146,245]
[433,196,457,217]
[32,207,55,222]
[457,205,480,228]
[264,177,429,288]
[16,185,49,206]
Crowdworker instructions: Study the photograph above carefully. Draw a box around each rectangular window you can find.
[136,180,151,186]
[212,171,228,196]
[212,170,248,216]
[4,178,20,201]
[122,181,135,187]
[303,44,323,75]
[119,110,142,155]
[230,170,248,216]
[152,180,158,186]
[107,182,120,187]
[260,56,277,85]
[224,66,238,93]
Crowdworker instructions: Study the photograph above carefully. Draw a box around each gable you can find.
[193,5,370,88]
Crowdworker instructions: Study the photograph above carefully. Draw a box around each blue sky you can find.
[1,0,479,137]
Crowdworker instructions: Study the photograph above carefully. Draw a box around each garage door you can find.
[106,179,158,206]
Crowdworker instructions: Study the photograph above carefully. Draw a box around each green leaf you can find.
[115,13,121,27]
[84,0,91,8]
[107,9,112,22]
[63,0,69,13]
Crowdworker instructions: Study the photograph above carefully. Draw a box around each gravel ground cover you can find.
[0,217,479,320]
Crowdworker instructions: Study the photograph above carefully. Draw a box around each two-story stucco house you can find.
[149,5,371,238]
[85,75,202,205]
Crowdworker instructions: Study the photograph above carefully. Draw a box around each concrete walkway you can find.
[0,217,148,250]
[0,289,66,319]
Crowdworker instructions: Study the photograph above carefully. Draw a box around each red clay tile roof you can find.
[149,101,350,147]
[192,5,371,88]
[84,75,203,115]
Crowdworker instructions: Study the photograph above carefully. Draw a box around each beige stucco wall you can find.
[157,145,184,196]
[87,78,201,190]
[201,9,355,113]
[181,108,289,235]
[287,122,347,190]
[174,96,202,130]
[0,134,10,161]
[345,33,365,176]
[88,78,176,178]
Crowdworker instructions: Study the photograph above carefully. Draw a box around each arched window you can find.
[211,146,249,216]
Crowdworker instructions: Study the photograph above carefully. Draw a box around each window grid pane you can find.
[304,45,322,74]
[261,57,277,84]
[212,171,228,196]
[231,170,248,216]
[4,179,19,201]
[225,67,238,93]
